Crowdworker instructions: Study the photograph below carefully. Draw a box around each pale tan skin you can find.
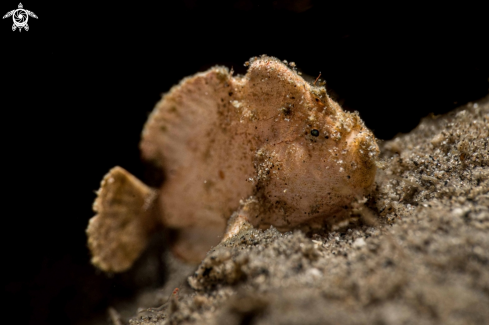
[87,56,379,272]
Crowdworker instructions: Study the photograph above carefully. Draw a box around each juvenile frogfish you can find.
[86,56,379,272]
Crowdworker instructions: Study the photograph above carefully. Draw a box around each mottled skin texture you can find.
[86,56,379,272]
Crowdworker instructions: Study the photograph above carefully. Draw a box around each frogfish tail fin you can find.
[86,166,158,272]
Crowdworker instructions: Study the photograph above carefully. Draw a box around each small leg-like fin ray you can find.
[87,166,158,272]
[222,210,253,241]
[222,196,260,241]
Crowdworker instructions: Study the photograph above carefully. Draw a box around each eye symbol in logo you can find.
[3,3,38,32]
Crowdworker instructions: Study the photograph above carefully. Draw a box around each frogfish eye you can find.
[311,129,319,137]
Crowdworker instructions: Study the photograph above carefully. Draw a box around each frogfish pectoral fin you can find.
[222,210,254,242]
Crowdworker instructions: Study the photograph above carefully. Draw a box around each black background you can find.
[2,1,488,324]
